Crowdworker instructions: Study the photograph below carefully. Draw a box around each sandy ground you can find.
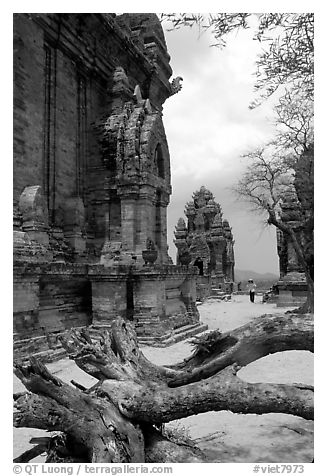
[13,295,313,463]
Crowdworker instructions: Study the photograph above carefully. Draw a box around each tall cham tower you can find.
[174,186,235,300]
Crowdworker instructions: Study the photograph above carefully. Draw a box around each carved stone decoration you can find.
[98,86,171,182]
[277,191,304,276]
[112,66,131,100]
[178,250,192,266]
[142,238,158,265]
[194,212,205,231]
[210,213,224,240]
[189,234,210,261]
[144,98,152,113]
[48,227,71,263]
[113,66,129,86]
[174,217,187,240]
[175,186,235,296]
[133,84,144,105]
[93,66,172,268]
[169,76,183,96]
[174,217,189,264]
[100,240,122,267]
[275,187,308,307]
[13,230,52,263]
[18,185,49,246]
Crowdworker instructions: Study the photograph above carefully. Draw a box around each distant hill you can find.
[234,269,279,283]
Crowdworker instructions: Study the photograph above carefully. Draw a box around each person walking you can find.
[246,279,257,303]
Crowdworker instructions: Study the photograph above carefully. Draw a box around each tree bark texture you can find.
[14,314,313,463]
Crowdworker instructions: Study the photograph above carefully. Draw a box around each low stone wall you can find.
[276,276,308,308]
[14,263,92,361]
[89,264,205,343]
[276,289,307,308]
[14,262,207,360]
[195,275,211,301]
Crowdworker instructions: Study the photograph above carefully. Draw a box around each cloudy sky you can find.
[161,20,281,274]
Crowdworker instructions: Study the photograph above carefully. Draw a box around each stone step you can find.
[135,318,161,324]
[138,322,208,347]
[14,319,208,362]
[172,322,202,335]
[135,321,160,326]
[161,323,208,346]
[15,347,67,364]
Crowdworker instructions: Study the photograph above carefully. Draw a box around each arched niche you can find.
[194,257,204,276]
[154,143,165,179]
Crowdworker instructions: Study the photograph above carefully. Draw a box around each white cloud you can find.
[162,20,280,274]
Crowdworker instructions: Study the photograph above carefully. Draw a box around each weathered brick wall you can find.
[14,272,41,337]
[13,13,174,253]
[14,264,92,341]
[13,14,113,232]
[91,279,127,322]
[38,277,92,332]
[13,14,206,356]
[55,51,78,207]
[13,15,45,200]
[89,265,203,342]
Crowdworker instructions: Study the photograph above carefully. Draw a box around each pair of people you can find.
[246,279,257,303]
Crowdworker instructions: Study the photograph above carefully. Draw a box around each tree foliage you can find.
[232,141,314,312]
[234,83,313,215]
[274,87,314,156]
[161,13,313,103]
[233,147,294,214]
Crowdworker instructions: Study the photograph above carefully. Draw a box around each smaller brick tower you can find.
[174,186,235,300]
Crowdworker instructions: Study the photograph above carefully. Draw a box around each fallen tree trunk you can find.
[13,361,204,463]
[100,366,313,423]
[14,357,145,463]
[167,313,313,386]
[14,313,313,463]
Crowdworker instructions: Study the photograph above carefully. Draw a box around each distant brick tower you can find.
[174,186,235,300]
[276,190,308,307]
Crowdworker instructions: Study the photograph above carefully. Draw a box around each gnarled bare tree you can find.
[232,86,314,312]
